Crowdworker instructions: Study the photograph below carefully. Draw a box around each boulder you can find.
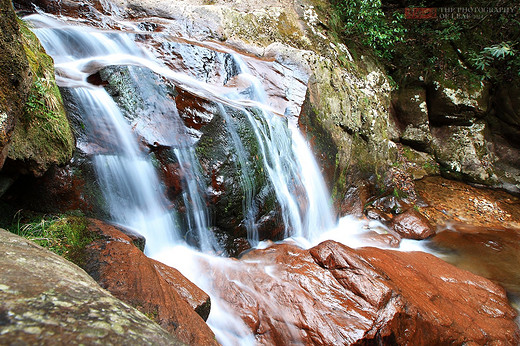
[400,123,432,152]
[82,219,218,346]
[205,240,519,344]
[426,80,488,126]
[0,228,182,345]
[392,86,429,127]
[390,208,435,240]
[431,121,498,185]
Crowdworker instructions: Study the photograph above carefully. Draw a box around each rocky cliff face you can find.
[392,74,520,194]
[11,0,401,217]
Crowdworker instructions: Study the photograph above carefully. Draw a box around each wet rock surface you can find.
[390,208,435,240]
[96,63,285,252]
[82,219,217,345]
[429,224,520,306]
[206,240,519,345]
[0,228,182,345]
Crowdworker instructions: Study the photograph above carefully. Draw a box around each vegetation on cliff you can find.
[0,203,96,266]
[6,18,74,176]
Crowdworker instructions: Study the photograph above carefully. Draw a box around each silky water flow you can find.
[26,12,392,344]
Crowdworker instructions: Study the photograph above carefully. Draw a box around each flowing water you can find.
[27,10,338,344]
[25,7,519,344]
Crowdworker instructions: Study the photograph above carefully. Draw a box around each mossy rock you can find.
[0,0,31,168]
[6,19,74,176]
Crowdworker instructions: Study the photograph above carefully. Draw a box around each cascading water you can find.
[27,10,338,345]
[71,87,179,255]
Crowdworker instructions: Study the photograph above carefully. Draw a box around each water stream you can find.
[27,11,338,344]
[25,8,519,344]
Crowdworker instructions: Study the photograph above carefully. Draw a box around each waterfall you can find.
[27,11,336,345]
[66,87,180,255]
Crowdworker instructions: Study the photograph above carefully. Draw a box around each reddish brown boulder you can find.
[83,219,217,346]
[390,208,435,239]
[204,240,519,345]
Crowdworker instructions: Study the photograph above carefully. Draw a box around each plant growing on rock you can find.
[9,212,97,266]
[471,41,519,80]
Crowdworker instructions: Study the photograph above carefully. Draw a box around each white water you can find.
[26,12,363,345]
[68,87,180,255]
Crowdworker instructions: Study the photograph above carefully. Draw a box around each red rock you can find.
[175,87,214,131]
[204,240,519,345]
[359,229,401,248]
[83,219,217,345]
[391,208,435,239]
[339,182,373,217]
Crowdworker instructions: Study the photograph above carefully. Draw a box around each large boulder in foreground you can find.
[83,219,218,346]
[0,228,182,345]
[206,240,519,344]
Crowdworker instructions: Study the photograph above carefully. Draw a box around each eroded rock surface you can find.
[206,240,519,345]
[83,219,217,345]
[0,228,182,345]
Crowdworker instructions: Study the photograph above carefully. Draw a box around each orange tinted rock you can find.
[416,176,520,229]
[390,209,435,239]
[206,240,519,345]
[83,219,217,345]
[355,244,518,344]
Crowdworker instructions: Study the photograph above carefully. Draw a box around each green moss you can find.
[7,211,97,266]
[7,19,74,175]
[0,1,31,149]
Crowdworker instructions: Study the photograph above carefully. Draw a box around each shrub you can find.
[331,0,406,59]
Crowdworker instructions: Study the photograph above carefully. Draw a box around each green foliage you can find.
[8,212,95,266]
[330,0,406,59]
[25,77,61,120]
[388,0,520,85]
[470,42,519,79]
